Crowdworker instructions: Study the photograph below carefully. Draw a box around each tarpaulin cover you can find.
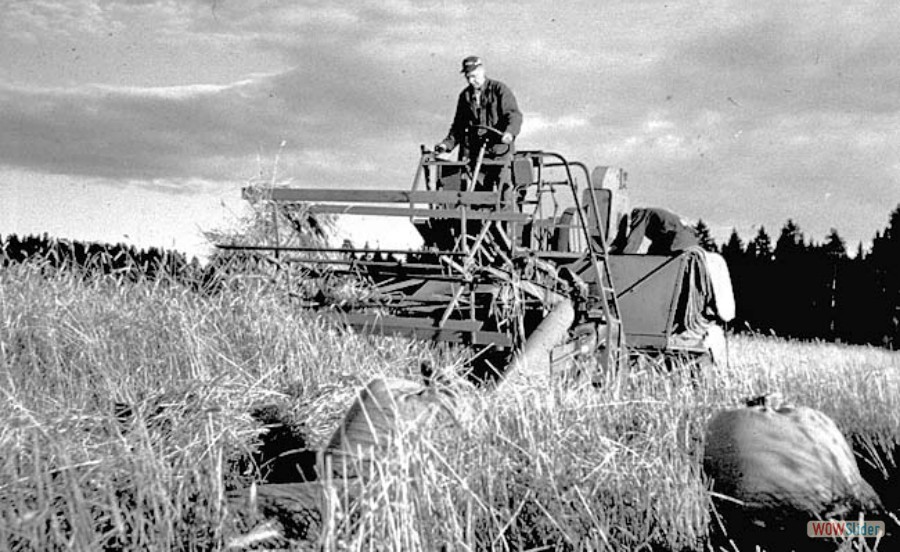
[668,248,735,358]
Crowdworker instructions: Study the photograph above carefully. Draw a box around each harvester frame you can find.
[219,136,732,379]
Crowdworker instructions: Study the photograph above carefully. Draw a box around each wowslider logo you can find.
[807,520,885,538]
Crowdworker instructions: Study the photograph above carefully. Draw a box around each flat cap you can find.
[460,55,483,73]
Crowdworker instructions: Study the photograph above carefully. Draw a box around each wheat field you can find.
[1,261,898,550]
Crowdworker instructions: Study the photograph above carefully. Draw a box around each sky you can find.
[1,0,898,260]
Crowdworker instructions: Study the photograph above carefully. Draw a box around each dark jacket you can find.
[440,78,523,162]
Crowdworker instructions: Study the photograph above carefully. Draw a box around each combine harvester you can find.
[220,127,734,381]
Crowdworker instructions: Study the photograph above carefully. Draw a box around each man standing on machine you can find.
[434,55,523,193]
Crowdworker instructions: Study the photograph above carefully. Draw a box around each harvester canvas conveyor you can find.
[222,148,734,378]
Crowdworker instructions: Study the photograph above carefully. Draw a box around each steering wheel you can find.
[475,125,511,156]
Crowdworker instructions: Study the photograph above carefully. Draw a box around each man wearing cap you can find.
[434,56,523,192]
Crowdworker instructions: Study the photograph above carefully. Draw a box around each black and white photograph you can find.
[1,1,898,550]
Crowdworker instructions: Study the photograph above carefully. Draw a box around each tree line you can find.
[692,204,900,348]
[0,233,220,292]
[4,202,900,349]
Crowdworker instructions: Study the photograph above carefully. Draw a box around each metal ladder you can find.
[573,171,626,372]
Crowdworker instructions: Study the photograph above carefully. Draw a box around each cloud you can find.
[0,78,280,180]
[2,0,114,41]
[89,80,258,99]
[0,60,439,187]
[522,113,590,135]
[0,0,482,185]
[2,0,899,248]
[0,0,217,43]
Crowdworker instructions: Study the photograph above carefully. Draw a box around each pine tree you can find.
[693,219,718,252]
[721,228,745,261]
[746,226,773,260]
[774,219,805,261]
[821,228,847,259]
[870,204,900,347]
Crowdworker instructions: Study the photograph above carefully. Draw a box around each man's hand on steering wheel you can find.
[477,125,514,143]
[476,125,503,141]
[475,125,513,155]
